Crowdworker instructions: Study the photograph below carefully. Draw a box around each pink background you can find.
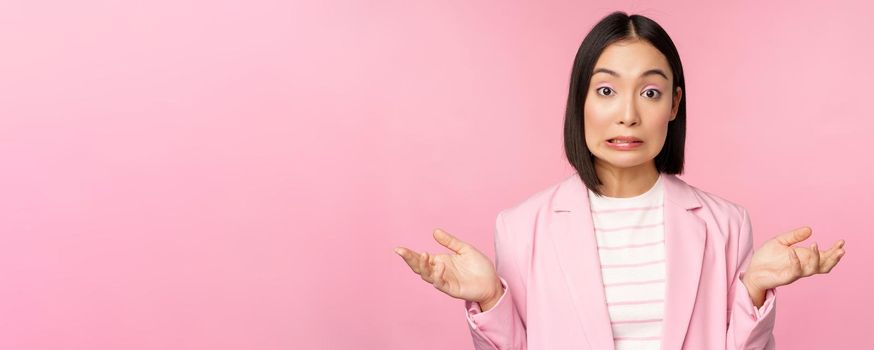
[1,0,871,349]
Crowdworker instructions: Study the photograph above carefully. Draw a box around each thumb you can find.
[433,228,468,254]
[775,226,813,246]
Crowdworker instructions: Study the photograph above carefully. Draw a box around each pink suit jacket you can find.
[464,173,777,350]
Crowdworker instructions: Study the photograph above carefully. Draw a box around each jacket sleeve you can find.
[463,210,527,350]
[726,207,777,350]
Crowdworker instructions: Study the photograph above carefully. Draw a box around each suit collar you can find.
[551,172,702,212]
[547,172,706,350]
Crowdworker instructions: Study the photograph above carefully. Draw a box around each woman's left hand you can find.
[742,226,846,295]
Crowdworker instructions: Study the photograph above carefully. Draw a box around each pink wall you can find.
[0,0,870,349]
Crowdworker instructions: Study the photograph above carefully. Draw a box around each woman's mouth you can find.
[607,139,642,144]
[606,139,643,150]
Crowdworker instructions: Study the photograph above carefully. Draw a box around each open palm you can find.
[745,226,846,291]
[394,229,503,304]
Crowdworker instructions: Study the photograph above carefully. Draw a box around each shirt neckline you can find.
[588,173,662,202]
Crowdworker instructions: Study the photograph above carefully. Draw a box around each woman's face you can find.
[583,39,683,172]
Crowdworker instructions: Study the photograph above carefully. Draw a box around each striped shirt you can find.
[587,174,665,350]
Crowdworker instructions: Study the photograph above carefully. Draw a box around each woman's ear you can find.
[670,86,683,121]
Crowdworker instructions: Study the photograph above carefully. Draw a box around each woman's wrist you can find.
[741,271,768,308]
[478,279,505,312]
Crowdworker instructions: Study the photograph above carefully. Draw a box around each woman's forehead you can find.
[593,40,671,78]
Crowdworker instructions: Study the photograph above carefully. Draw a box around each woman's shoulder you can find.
[497,173,750,224]
[677,177,751,233]
[497,173,580,223]
[681,178,748,218]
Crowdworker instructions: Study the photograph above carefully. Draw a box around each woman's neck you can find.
[593,161,660,198]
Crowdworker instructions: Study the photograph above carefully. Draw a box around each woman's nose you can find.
[618,101,640,126]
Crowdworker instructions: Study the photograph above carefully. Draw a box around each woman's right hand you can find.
[394,228,504,308]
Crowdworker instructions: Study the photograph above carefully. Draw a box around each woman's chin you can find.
[597,155,653,169]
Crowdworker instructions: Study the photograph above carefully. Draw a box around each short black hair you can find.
[563,11,686,196]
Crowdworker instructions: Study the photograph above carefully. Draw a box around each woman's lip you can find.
[607,138,643,142]
[607,139,644,143]
[605,140,644,150]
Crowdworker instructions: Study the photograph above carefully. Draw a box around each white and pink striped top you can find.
[587,173,666,350]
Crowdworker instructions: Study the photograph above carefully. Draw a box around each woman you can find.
[394,11,846,350]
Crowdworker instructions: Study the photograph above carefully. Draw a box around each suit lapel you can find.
[548,173,705,350]
[660,174,706,350]
[549,173,615,350]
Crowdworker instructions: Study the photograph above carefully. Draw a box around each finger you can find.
[418,251,434,283]
[820,248,846,273]
[807,243,821,276]
[775,226,813,246]
[395,247,423,273]
[818,240,843,260]
[792,245,816,277]
[433,228,468,255]
[820,242,839,255]
[825,239,845,251]
[821,250,842,273]
[432,261,447,290]
[788,248,802,275]
[834,247,846,261]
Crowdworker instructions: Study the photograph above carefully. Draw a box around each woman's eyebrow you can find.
[592,67,668,80]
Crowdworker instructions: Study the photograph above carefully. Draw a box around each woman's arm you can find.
[726,208,777,350]
[726,205,847,349]
[464,211,528,350]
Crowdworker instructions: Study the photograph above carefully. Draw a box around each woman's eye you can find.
[596,87,614,96]
[643,89,661,99]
